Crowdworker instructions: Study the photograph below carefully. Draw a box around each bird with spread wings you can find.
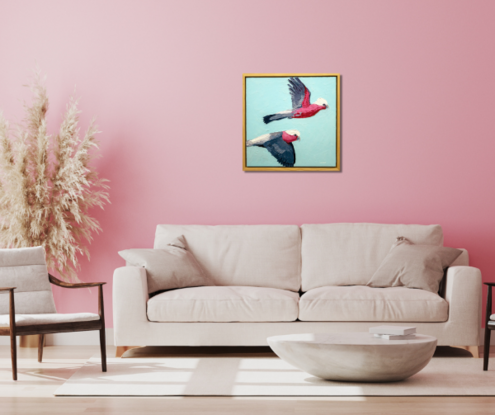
[246,130,301,167]
[263,77,328,124]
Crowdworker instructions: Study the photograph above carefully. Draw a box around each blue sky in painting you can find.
[245,76,337,168]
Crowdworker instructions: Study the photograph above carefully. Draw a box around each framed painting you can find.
[243,73,340,171]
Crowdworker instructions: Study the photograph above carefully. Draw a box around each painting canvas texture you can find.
[244,74,340,171]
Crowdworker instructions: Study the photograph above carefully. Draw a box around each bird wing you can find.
[264,136,296,167]
[289,77,311,109]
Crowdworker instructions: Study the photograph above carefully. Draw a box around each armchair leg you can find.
[10,332,17,381]
[484,328,491,370]
[97,285,107,372]
[99,327,107,372]
[38,334,45,363]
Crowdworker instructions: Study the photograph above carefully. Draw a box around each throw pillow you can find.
[118,235,210,293]
[367,237,462,293]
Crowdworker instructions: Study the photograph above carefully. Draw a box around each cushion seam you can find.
[149,299,299,302]
[301,299,445,302]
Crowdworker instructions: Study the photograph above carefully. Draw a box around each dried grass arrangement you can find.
[0,72,109,281]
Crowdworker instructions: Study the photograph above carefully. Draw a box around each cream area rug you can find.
[55,356,495,396]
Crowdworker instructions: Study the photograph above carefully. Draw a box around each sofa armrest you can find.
[113,266,150,345]
[444,266,482,344]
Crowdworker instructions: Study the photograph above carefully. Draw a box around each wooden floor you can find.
[1,345,495,414]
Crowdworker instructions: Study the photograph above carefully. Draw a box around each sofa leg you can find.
[453,345,480,358]
[115,346,140,358]
[467,346,480,358]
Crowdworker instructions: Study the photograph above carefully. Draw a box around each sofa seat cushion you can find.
[147,286,299,322]
[298,286,448,322]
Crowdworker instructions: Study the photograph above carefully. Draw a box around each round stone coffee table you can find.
[267,332,437,382]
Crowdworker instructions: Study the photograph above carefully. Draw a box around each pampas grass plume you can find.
[0,70,109,281]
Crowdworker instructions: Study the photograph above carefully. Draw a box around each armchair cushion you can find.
[0,312,99,327]
[0,247,56,314]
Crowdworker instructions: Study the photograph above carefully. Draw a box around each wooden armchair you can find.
[0,247,107,380]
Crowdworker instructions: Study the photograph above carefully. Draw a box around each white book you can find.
[369,325,416,336]
[373,333,416,340]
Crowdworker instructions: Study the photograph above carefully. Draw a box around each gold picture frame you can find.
[243,73,341,172]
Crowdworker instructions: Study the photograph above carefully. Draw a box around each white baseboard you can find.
[0,328,114,346]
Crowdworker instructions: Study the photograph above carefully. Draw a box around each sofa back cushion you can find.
[154,225,301,291]
[301,223,444,291]
[0,246,57,314]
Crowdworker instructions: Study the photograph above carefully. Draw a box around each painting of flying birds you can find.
[243,74,340,172]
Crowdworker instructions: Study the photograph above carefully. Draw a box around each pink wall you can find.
[1,0,494,327]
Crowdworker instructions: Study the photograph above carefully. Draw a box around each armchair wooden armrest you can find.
[48,273,106,331]
[0,287,16,292]
[53,272,108,371]
[484,282,495,287]
[49,274,106,289]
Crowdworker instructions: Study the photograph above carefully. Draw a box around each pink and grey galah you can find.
[263,77,328,124]
[246,130,301,167]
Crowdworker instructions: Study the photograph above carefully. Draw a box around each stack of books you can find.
[369,325,416,340]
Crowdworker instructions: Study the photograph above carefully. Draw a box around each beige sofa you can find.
[113,224,481,355]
